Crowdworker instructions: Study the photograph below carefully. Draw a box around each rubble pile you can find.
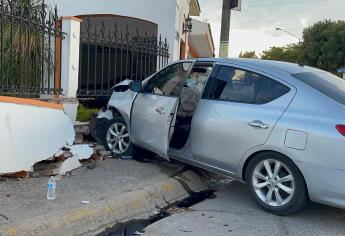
[0,144,113,179]
[0,97,115,180]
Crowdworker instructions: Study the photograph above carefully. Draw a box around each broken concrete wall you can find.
[0,99,75,174]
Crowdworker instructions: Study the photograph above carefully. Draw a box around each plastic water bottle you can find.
[47,176,56,200]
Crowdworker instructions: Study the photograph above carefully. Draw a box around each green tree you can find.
[261,44,301,63]
[1,0,56,96]
[239,51,258,59]
[261,20,345,74]
[300,20,345,74]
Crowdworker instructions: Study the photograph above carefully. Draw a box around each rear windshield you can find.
[293,71,345,105]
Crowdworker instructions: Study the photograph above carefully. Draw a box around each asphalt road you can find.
[142,181,345,236]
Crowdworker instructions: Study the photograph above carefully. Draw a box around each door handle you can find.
[156,107,166,115]
[248,120,269,129]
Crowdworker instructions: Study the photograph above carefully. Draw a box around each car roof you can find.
[193,58,317,75]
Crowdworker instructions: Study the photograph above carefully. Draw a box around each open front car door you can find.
[130,62,193,160]
[130,94,179,160]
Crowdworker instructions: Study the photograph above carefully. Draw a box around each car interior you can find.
[169,63,214,149]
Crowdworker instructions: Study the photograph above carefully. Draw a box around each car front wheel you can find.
[102,115,150,159]
[100,116,135,157]
[246,152,307,215]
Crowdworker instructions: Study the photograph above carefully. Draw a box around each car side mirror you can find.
[130,81,143,93]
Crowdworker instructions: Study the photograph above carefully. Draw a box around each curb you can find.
[0,170,208,236]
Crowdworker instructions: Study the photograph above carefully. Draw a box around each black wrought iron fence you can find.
[0,0,64,98]
[78,18,170,98]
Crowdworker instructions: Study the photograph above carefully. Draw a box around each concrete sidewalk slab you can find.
[0,159,208,236]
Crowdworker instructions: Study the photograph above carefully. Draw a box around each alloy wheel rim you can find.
[252,159,295,207]
[106,123,130,154]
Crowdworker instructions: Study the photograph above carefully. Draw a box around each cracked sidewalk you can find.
[0,158,209,236]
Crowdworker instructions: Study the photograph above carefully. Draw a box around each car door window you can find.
[145,62,192,96]
[177,64,214,117]
[204,66,290,104]
[185,64,213,95]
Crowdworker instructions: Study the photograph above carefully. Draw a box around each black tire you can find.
[245,152,308,216]
[100,115,146,158]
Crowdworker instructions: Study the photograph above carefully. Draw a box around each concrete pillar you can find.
[219,0,231,58]
[61,16,82,98]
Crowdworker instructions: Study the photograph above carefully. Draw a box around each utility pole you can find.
[219,0,242,58]
[219,0,231,58]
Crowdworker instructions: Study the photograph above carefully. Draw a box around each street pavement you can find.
[143,181,345,236]
[0,158,180,224]
[0,157,209,235]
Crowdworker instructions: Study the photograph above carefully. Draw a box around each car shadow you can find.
[225,181,345,220]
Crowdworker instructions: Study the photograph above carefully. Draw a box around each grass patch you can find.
[77,105,100,122]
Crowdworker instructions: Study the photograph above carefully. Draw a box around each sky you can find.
[197,0,345,57]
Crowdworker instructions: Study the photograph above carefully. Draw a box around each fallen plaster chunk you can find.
[0,100,75,174]
[67,144,94,160]
[59,157,82,175]
[58,145,93,175]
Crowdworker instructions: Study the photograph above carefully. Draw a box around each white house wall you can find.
[53,0,190,62]
[174,0,191,60]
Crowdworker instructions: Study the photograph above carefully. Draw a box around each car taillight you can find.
[336,125,345,136]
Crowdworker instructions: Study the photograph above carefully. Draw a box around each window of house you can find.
[203,66,290,104]
[145,62,192,96]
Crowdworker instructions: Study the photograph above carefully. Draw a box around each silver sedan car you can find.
[91,58,345,215]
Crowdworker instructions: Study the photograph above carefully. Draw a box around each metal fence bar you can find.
[113,24,118,87]
[0,0,3,94]
[100,22,105,94]
[107,29,111,93]
[0,0,65,97]
[18,2,22,91]
[77,17,169,98]
[9,0,13,89]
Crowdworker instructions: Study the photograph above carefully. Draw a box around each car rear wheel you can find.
[246,152,307,215]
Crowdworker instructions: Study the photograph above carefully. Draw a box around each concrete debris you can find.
[68,144,94,161]
[94,144,107,153]
[87,163,97,170]
[59,156,82,175]
[0,96,112,179]
[74,122,92,144]
[98,150,113,158]
[0,97,112,178]
[0,171,30,179]
[0,97,75,174]
[3,145,108,178]
[33,161,62,177]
